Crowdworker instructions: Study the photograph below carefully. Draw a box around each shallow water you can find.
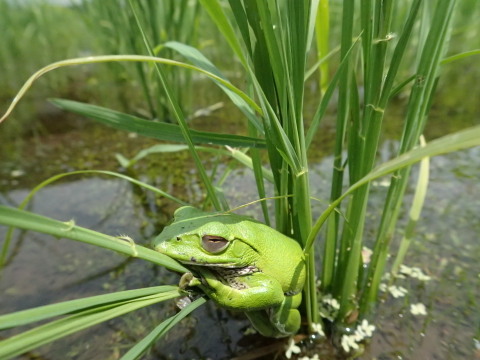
[1,120,479,360]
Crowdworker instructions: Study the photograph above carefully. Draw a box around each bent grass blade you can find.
[0,205,188,273]
[304,124,480,252]
[390,137,430,276]
[0,54,261,124]
[0,169,188,265]
[163,41,264,134]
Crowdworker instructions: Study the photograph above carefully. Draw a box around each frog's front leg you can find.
[195,268,285,311]
[245,292,302,338]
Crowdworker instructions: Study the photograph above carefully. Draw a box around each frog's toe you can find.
[179,272,202,288]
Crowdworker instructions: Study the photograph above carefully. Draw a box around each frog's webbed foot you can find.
[179,272,202,289]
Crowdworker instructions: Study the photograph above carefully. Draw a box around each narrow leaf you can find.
[50,99,266,148]
[0,206,188,273]
[0,292,180,359]
[120,297,207,360]
[0,286,179,330]
[164,41,264,133]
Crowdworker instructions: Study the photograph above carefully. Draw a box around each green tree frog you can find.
[153,206,306,338]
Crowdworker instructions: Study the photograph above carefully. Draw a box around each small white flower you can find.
[410,303,427,316]
[355,319,375,338]
[341,334,359,353]
[388,285,408,298]
[399,265,431,281]
[410,267,431,281]
[319,294,340,320]
[312,323,325,337]
[379,283,387,292]
[322,294,340,310]
[285,338,301,359]
[418,273,431,281]
[399,264,413,275]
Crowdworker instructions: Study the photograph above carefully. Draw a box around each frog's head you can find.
[153,206,259,269]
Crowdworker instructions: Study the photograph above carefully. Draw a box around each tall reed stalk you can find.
[78,0,201,119]
[202,0,463,333]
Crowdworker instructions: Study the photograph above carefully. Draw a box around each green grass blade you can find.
[0,205,188,273]
[248,145,271,225]
[29,170,186,208]
[163,41,264,133]
[50,99,266,148]
[128,0,221,212]
[114,143,275,183]
[315,0,330,93]
[225,147,274,183]
[390,137,429,275]
[0,54,261,124]
[304,124,480,252]
[0,291,180,359]
[226,0,252,56]
[120,297,207,360]
[306,34,360,148]
[0,169,187,265]
[0,286,179,330]
[441,49,480,65]
[117,144,194,168]
[199,0,248,68]
[360,0,458,313]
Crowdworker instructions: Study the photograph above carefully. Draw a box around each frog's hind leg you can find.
[269,292,302,336]
[245,293,302,338]
[244,310,289,338]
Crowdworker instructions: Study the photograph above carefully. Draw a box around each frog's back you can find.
[242,221,306,294]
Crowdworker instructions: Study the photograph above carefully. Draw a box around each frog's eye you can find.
[202,235,229,253]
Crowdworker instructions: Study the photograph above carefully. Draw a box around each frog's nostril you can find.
[176,236,181,241]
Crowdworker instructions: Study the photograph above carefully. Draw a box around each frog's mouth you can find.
[211,265,259,277]
[183,260,259,276]
[179,256,250,269]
